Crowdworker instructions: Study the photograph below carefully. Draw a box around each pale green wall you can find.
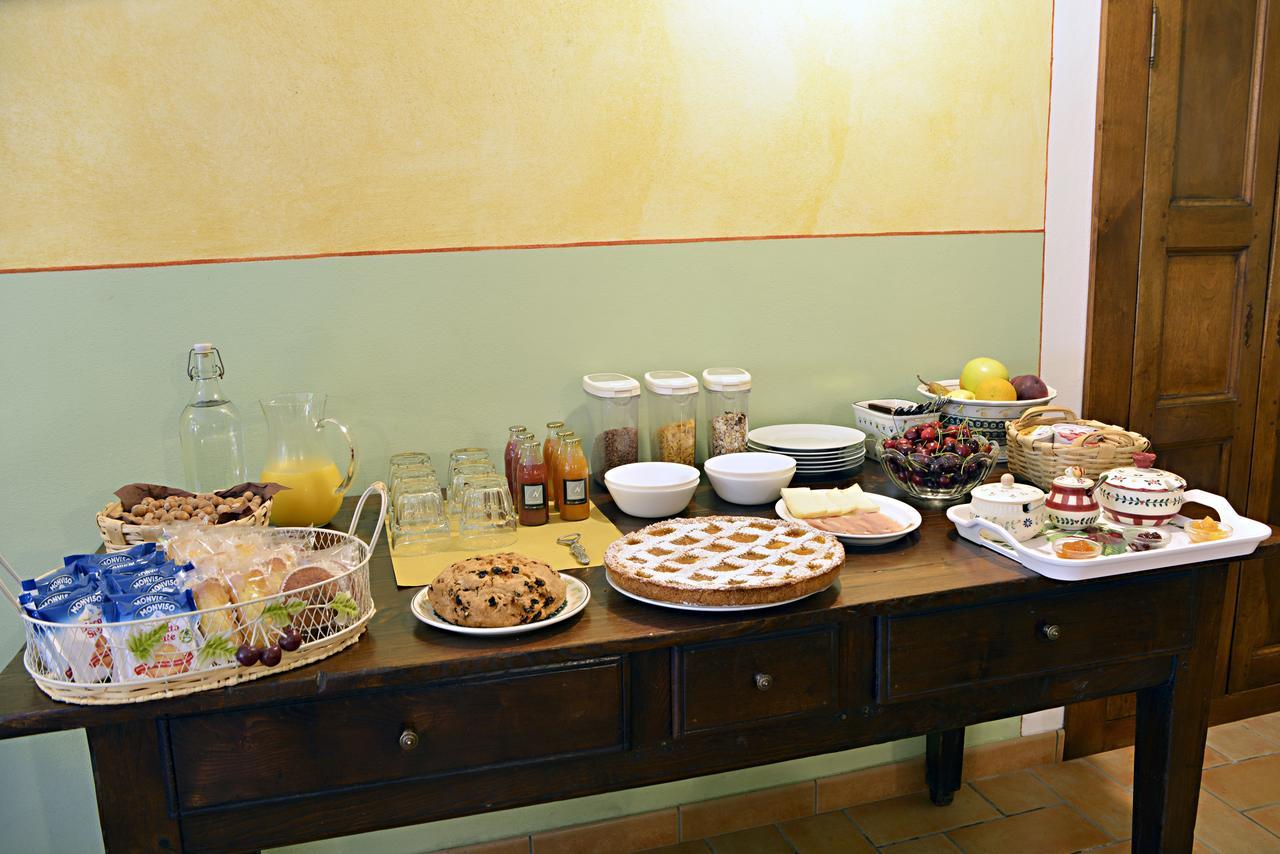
[0,232,1040,852]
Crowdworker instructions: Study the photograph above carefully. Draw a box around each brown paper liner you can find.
[112,482,288,523]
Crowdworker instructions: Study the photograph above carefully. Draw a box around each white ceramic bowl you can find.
[703,453,796,505]
[604,462,700,518]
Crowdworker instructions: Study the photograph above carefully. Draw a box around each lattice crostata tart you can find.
[604,516,845,606]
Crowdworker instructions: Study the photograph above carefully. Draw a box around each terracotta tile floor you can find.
[647,712,1280,853]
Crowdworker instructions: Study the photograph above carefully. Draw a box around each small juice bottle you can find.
[516,439,549,526]
[558,435,590,522]
[543,421,565,511]
[504,425,527,497]
[554,429,575,515]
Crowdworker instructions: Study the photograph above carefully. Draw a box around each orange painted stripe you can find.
[1,227,1045,275]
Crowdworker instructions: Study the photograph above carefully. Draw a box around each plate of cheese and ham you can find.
[775,484,921,547]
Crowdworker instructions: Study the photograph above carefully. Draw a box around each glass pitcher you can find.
[259,392,357,527]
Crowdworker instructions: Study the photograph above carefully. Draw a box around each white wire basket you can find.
[2,483,387,706]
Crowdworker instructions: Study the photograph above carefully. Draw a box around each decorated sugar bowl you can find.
[1045,465,1101,531]
[1095,452,1186,527]
[969,473,1048,543]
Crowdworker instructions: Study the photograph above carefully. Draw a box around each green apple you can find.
[960,357,1009,392]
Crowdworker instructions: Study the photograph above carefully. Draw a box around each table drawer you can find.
[678,627,838,734]
[171,659,625,809]
[880,574,1194,702]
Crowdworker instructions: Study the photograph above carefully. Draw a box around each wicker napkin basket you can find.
[1005,406,1151,490]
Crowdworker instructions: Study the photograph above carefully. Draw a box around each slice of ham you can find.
[808,512,906,536]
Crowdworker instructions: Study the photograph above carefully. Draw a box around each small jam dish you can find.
[1052,537,1103,560]
[1123,527,1170,551]
[1186,516,1232,543]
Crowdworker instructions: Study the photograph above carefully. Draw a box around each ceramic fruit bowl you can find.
[879,425,999,503]
[916,379,1057,461]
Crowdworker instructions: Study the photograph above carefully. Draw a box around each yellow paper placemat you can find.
[387,504,625,587]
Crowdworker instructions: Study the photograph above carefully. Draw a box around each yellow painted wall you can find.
[0,0,1051,270]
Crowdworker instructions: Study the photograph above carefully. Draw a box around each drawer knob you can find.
[399,727,420,752]
[1041,624,1062,642]
[754,673,773,691]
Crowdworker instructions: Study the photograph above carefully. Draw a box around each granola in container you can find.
[644,371,699,465]
[702,368,751,457]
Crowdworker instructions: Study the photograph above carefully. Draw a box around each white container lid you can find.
[971,473,1045,505]
[192,342,213,353]
[701,367,752,392]
[644,370,699,396]
[582,372,640,398]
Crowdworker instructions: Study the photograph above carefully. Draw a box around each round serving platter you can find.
[412,573,590,635]
[774,492,921,547]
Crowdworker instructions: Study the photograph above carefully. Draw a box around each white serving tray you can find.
[947,489,1272,581]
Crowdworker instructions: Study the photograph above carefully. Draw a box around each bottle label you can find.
[522,483,545,509]
[562,478,587,505]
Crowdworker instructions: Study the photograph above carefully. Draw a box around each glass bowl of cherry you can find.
[879,421,999,502]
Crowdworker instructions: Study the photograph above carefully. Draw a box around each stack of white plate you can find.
[746,424,866,476]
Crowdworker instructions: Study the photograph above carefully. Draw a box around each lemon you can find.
[950,389,977,400]
[974,378,1017,401]
[960,357,1009,392]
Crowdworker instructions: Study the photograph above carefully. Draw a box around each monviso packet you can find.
[28,583,113,683]
[104,589,203,681]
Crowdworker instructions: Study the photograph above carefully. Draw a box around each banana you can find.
[917,374,952,397]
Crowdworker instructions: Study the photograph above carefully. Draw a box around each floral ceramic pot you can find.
[1095,452,1186,527]
[1045,466,1101,531]
[969,473,1048,542]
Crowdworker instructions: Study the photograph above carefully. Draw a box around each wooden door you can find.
[1069,0,1280,757]
[1128,0,1280,504]
[1227,184,1280,693]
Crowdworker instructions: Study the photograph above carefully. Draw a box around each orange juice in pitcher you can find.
[259,393,357,527]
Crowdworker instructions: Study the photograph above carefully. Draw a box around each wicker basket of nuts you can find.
[96,482,285,552]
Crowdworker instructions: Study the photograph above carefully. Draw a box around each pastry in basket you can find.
[604,516,844,606]
[428,553,567,628]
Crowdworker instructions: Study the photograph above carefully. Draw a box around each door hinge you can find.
[1150,2,1159,68]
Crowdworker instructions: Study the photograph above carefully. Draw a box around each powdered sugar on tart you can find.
[604,516,844,606]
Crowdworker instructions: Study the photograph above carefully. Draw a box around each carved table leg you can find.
[1131,566,1227,852]
[926,728,965,806]
[87,718,183,852]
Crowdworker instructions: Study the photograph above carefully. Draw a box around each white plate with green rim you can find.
[412,573,590,635]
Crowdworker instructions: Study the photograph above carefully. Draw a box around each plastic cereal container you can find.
[583,373,641,486]
[702,367,751,458]
[644,371,699,466]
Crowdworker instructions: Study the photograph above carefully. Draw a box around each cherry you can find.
[920,426,938,441]
[904,428,920,442]
[957,444,973,458]
[235,644,260,667]
[259,645,282,667]
[278,626,302,653]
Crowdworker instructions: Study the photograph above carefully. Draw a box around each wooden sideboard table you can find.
[1,468,1273,853]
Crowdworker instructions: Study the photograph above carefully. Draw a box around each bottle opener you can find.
[556,533,590,566]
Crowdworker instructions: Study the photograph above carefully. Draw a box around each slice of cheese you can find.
[783,484,877,518]
[781,487,830,519]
